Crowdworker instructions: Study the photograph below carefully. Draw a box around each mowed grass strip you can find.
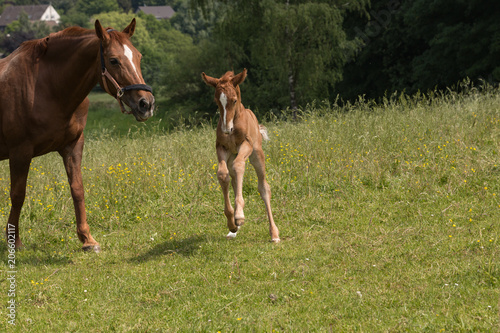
[1,87,499,331]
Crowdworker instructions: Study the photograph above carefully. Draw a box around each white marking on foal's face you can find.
[219,92,233,134]
[219,92,227,111]
[123,44,138,77]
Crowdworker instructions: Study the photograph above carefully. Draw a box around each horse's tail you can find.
[259,125,270,141]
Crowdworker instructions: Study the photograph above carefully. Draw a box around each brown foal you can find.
[202,69,280,242]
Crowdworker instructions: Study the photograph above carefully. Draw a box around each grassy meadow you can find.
[1,87,499,331]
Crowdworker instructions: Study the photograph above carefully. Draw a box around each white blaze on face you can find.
[219,92,229,132]
[123,44,139,78]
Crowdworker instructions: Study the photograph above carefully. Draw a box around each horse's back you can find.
[0,47,37,151]
[0,39,75,160]
[0,43,38,108]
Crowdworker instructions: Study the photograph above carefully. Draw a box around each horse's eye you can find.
[233,99,237,104]
[110,58,119,66]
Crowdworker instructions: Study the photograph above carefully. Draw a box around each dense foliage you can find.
[0,0,498,116]
[338,0,500,100]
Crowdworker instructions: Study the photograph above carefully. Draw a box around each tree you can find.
[169,0,216,43]
[0,12,51,56]
[338,0,500,100]
[131,0,180,11]
[189,0,369,113]
[117,0,132,12]
[75,0,120,17]
[252,1,348,114]
[58,8,92,28]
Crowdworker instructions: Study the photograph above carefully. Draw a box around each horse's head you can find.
[95,19,155,122]
[202,69,247,134]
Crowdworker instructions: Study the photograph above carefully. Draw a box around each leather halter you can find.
[99,30,152,114]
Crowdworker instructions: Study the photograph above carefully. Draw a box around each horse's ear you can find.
[122,18,136,38]
[202,72,219,87]
[231,68,247,87]
[95,20,110,44]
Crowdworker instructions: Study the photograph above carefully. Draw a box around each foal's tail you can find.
[259,125,270,141]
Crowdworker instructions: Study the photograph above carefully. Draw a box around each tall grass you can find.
[1,86,499,331]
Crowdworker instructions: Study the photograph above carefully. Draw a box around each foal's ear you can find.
[95,20,110,44]
[231,68,247,87]
[202,72,219,87]
[122,18,136,38]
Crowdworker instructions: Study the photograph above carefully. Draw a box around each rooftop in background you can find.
[0,4,61,28]
[136,6,176,20]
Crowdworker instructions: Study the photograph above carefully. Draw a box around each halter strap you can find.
[99,36,153,114]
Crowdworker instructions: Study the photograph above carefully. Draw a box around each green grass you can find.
[84,93,215,137]
[1,87,499,331]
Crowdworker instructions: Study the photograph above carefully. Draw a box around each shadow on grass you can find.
[130,234,209,263]
[0,241,74,267]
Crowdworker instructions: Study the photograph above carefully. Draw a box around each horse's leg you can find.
[249,147,280,242]
[216,146,237,238]
[59,134,100,252]
[6,152,32,249]
[231,142,253,228]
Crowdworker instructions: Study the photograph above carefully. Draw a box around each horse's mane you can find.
[53,26,94,38]
[14,25,126,64]
[9,38,48,64]
[11,26,96,64]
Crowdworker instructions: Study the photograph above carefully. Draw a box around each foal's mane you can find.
[219,71,236,84]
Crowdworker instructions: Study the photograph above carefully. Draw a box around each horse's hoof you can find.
[235,218,245,227]
[14,242,25,250]
[82,244,101,253]
[271,238,280,243]
[226,231,238,239]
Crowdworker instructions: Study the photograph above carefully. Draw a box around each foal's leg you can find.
[59,134,100,252]
[6,151,32,249]
[249,147,280,242]
[231,142,253,228]
[216,146,237,238]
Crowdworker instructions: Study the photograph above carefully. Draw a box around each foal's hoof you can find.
[226,231,238,239]
[82,244,101,253]
[235,218,245,227]
[226,226,240,240]
[271,238,281,243]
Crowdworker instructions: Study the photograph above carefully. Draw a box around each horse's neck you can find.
[231,102,244,125]
[40,34,100,105]
[234,86,245,121]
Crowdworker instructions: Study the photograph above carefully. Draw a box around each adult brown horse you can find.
[0,19,155,252]
[202,69,280,242]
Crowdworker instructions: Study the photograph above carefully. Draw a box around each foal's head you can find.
[202,69,247,134]
[96,19,155,122]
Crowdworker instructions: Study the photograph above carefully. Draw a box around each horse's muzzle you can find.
[132,94,155,122]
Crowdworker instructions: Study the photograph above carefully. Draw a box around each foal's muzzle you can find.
[221,119,234,134]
